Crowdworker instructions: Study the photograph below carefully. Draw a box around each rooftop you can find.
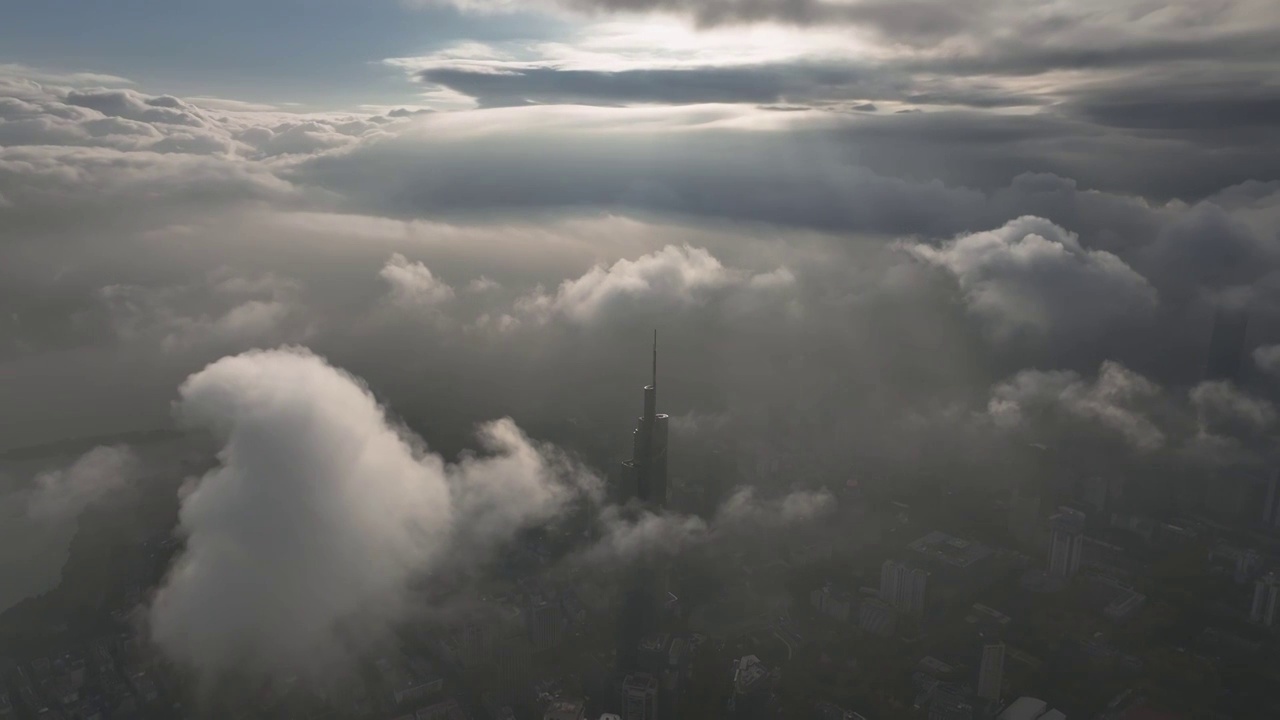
[543,699,585,720]
[733,655,769,695]
[909,531,994,569]
[967,603,1012,626]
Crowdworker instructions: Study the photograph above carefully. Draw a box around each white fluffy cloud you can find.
[149,347,598,679]
[514,243,793,324]
[907,216,1158,343]
[380,252,456,308]
[26,445,137,520]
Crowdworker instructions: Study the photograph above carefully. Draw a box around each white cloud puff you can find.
[907,216,1158,343]
[514,243,792,324]
[380,253,457,308]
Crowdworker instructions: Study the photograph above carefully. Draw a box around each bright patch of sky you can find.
[388,17,873,74]
[0,0,566,109]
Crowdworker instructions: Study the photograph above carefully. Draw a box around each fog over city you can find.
[2,1,1280,719]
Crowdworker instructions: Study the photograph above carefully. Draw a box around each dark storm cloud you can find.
[400,0,1280,176]
[1061,85,1280,132]
[900,29,1280,78]
[415,62,1041,110]
[418,63,875,108]
[823,110,1280,200]
[553,0,992,42]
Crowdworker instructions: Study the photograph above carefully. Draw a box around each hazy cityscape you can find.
[3,1,1280,719]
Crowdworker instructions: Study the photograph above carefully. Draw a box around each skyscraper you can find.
[1047,508,1085,579]
[620,330,670,506]
[976,640,1005,702]
[1251,573,1280,627]
[1263,469,1280,528]
[879,560,928,619]
[1008,443,1050,549]
[1206,306,1249,382]
[621,673,659,720]
[929,683,973,720]
[616,332,671,673]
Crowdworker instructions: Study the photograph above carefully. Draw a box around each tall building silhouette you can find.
[1008,443,1060,550]
[879,560,928,619]
[620,673,659,720]
[976,640,1005,702]
[1252,573,1280,627]
[616,331,670,674]
[1047,508,1085,579]
[1262,469,1280,528]
[619,330,670,506]
[1205,306,1249,382]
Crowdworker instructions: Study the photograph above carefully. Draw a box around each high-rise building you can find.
[1047,508,1085,579]
[879,560,928,618]
[1206,306,1249,382]
[620,330,670,507]
[1263,470,1280,528]
[857,598,897,637]
[616,332,671,674]
[976,641,1005,702]
[1008,443,1053,549]
[542,699,586,720]
[1251,573,1280,627]
[525,597,563,649]
[929,684,973,720]
[621,673,659,720]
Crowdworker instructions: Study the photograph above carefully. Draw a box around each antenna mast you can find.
[652,329,658,389]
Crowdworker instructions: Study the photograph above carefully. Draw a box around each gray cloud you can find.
[512,243,791,325]
[906,216,1158,345]
[987,361,1168,452]
[987,359,1280,475]
[417,61,917,109]
[380,253,457,309]
[26,445,137,520]
[580,485,834,565]
[407,0,1280,145]
[1190,380,1275,439]
[99,269,312,354]
[1254,344,1280,377]
[412,59,1048,111]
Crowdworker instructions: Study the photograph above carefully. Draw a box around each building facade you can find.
[621,673,659,720]
[1047,508,1086,579]
[976,641,1005,702]
[616,333,672,674]
[880,560,928,618]
[1251,573,1280,627]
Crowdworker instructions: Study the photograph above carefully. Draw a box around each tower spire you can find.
[652,329,658,390]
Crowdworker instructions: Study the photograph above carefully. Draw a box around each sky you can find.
[2,0,1280,683]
